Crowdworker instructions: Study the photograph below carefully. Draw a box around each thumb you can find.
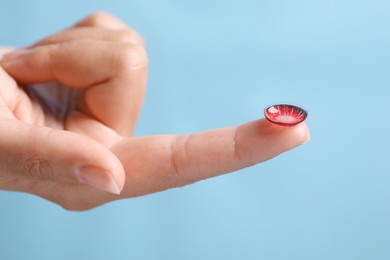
[0,120,125,194]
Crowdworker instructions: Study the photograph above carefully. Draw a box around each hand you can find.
[0,12,310,210]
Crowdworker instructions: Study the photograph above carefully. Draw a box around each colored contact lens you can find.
[264,104,308,126]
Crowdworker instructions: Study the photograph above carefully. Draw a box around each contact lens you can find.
[264,104,308,126]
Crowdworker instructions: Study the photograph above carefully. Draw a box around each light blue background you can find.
[1,0,390,259]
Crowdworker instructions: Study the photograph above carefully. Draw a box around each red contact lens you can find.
[264,104,308,126]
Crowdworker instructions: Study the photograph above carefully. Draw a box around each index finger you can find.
[30,118,310,209]
[111,119,311,197]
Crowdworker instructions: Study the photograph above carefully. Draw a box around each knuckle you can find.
[59,202,81,211]
[170,138,184,185]
[37,33,63,46]
[58,197,101,212]
[47,44,65,63]
[60,201,89,211]
[232,127,242,162]
[169,135,196,187]
[45,45,67,75]
[115,30,145,46]
[114,43,148,70]
[23,157,54,181]
[85,11,115,27]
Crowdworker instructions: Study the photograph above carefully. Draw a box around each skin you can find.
[0,12,310,211]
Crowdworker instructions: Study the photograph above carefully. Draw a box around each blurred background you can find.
[0,0,389,259]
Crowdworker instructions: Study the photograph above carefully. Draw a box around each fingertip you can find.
[107,154,126,193]
[75,165,123,194]
[299,123,311,145]
[261,119,310,146]
[43,128,126,194]
[84,147,126,194]
[285,122,311,146]
[233,119,310,167]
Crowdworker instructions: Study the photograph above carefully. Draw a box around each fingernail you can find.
[1,48,30,62]
[75,166,121,194]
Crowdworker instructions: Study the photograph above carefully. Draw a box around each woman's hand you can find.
[0,12,310,210]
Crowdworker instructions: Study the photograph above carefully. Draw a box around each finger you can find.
[0,47,14,58]
[111,119,311,197]
[0,40,147,135]
[0,120,125,194]
[31,12,143,53]
[74,12,129,30]
[24,119,310,211]
[32,27,144,47]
